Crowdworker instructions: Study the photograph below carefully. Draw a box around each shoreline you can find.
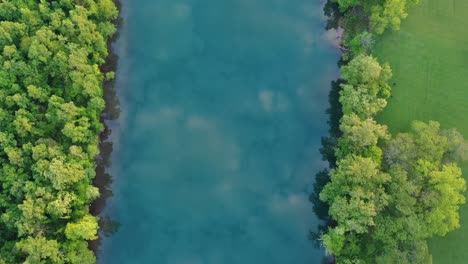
[312,1,345,263]
[89,0,123,257]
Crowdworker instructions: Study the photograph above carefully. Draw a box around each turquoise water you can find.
[99,0,340,263]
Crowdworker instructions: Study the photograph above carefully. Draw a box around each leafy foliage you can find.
[320,52,467,263]
[338,0,419,34]
[0,0,117,263]
[320,1,467,262]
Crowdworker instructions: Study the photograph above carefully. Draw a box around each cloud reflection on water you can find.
[98,0,341,263]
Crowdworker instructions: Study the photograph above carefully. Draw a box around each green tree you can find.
[341,54,392,97]
[0,1,118,262]
[370,0,420,34]
[422,163,466,236]
[16,236,62,264]
[337,0,361,11]
[337,113,389,159]
[65,214,99,241]
[321,155,390,234]
[349,31,375,56]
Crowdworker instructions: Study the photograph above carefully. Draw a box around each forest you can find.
[320,0,468,263]
[0,0,117,263]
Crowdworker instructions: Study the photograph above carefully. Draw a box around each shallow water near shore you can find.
[98,0,340,263]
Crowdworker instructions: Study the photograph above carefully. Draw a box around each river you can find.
[98,0,340,263]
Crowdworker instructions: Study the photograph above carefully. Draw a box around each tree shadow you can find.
[309,78,343,264]
[89,2,123,255]
[323,0,343,30]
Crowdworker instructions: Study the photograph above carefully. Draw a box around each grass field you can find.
[373,0,468,262]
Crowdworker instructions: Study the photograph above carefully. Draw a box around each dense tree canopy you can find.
[337,0,420,40]
[320,1,467,261]
[0,0,117,263]
[320,52,467,263]
[339,54,391,118]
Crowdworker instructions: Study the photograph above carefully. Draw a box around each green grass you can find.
[373,0,468,262]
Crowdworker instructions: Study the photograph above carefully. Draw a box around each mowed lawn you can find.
[374,0,468,262]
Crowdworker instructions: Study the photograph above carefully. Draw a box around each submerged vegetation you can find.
[0,0,117,263]
[319,0,468,263]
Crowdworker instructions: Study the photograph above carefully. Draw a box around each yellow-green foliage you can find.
[320,1,467,262]
[338,0,419,34]
[322,54,467,264]
[0,0,117,263]
[373,0,468,261]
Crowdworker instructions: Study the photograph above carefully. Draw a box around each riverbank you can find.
[0,2,119,263]
[90,0,122,256]
[318,0,468,262]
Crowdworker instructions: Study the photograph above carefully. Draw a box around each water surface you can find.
[99,0,340,263]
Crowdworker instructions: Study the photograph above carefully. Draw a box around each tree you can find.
[321,155,390,235]
[335,0,420,35]
[442,128,468,161]
[0,1,118,262]
[337,113,389,160]
[349,31,375,56]
[337,0,361,11]
[370,0,420,34]
[340,83,387,118]
[424,163,466,236]
[384,121,450,168]
[322,117,467,263]
[63,241,96,264]
[341,54,392,97]
[65,214,99,241]
[16,236,62,264]
[339,55,392,121]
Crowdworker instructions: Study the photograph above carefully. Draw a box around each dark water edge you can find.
[308,2,344,263]
[309,79,342,264]
[89,0,123,254]
[96,0,342,263]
